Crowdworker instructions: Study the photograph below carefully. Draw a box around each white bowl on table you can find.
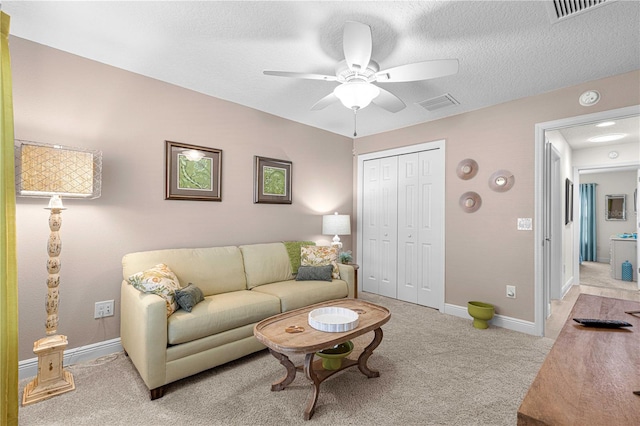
[308,306,359,332]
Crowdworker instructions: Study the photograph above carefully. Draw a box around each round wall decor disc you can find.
[459,191,482,213]
[456,159,478,180]
[488,169,515,192]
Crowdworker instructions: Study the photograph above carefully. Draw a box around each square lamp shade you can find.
[15,140,102,199]
[322,213,351,247]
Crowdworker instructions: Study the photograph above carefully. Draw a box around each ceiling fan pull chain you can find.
[353,108,358,137]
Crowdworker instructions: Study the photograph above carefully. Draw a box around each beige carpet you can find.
[19,293,554,425]
[580,261,638,292]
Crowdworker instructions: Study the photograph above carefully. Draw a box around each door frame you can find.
[534,105,640,336]
[356,139,446,311]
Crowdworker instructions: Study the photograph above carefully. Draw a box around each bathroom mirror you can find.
[605,194,626,221]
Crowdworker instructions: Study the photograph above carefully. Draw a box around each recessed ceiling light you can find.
[587,133,626,143]
[596,121,615,127]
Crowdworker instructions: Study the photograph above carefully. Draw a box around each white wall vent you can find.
[547,0,616,22]
[417,93,459,112]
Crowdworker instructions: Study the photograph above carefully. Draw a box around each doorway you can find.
[535,105,640,336]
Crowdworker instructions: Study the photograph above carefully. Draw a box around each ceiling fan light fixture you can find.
[333,81,380,110]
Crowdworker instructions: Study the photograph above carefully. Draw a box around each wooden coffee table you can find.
[253,299,391,420]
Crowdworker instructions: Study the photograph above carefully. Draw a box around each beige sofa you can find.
[120,242,355,399]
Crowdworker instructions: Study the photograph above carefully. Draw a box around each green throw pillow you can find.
[174,283,204,312]
[295,265,333,282]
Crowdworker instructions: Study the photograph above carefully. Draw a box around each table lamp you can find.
[322,212,351,252]
[16,140,102,405]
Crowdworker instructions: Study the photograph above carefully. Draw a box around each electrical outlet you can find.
[94,300,114,319]
[506,285,516,299]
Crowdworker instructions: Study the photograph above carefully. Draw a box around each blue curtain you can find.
[580,183,597,262]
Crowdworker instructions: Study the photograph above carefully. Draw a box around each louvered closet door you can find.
[397,150,443,308]
[362,157,398,298]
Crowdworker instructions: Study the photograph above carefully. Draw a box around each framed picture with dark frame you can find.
[254,156,292,204]
[565,178,573,225]
[165,140,222,201]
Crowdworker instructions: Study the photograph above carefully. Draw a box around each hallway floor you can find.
[545,263,640,339]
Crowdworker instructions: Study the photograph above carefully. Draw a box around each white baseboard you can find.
[444,303,537,336]
[19,337,122,381]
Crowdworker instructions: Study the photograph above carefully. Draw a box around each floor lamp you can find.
[16,140,102,406]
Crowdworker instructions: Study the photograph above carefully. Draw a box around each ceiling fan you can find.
[263,21,459,126]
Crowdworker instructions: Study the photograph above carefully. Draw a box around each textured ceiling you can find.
[3,1,640,139]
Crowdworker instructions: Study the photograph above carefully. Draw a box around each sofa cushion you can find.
[295,265,333,281]
[127,263,181,316]
[167,290,281,345]
[122,246,247,296]
[240,243,293,289]
[300,246,339,279]
[174,283,205,312]
[251,279,348,312]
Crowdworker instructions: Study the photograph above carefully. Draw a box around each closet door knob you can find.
[408,234,412,238]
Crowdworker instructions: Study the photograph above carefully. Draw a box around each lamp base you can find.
[22,335,75,406]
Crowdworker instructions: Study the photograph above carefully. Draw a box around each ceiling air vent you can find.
[547,0,616,22]
[417,93,459,112]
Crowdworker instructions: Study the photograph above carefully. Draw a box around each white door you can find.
[417,150,444,308]
[543,142,563,318]
[397,150,444,308]
[637,169,639,290]
[397,153,419,302]
[362,157,398,297]
[550,146,563,300]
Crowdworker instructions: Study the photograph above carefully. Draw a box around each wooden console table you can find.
[517,294,640,425]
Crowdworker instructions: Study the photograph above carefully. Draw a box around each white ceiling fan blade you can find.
[376,59,459,83]
[263,70,337,81]
[343,21,372,72]
[310,92,339,111]
[372,87,406,113]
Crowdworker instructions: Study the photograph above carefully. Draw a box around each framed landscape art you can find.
[254,156,292,204]
[165,140,222,201]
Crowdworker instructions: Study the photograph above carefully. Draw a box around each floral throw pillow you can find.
[128,263,181,316]
[300,246,339,279]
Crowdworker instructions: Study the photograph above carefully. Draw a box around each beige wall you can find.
[11,34,640,361]
[12,37,354,361]
[355,70,640,322]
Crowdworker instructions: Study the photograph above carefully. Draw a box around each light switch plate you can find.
[517,218,533,231]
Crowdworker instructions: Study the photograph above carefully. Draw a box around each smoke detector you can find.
[579,90,600,106]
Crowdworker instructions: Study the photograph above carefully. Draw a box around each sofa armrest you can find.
[337,264,355,298]
[120,280,168,390]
